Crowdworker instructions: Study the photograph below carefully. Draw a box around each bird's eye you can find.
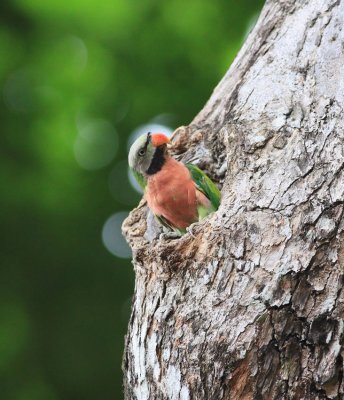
[138,149,146,157]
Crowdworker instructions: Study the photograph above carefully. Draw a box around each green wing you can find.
[130,168,147,191]
[185,163,221,210]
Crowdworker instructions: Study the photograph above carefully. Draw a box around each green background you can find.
[0,0,264,399]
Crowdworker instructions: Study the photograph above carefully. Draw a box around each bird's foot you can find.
[159,231,181,240]
[186,223,198,237]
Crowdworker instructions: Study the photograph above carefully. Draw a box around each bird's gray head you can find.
[128,132,170,176]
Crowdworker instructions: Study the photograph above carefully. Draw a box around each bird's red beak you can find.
[151,133,170,147]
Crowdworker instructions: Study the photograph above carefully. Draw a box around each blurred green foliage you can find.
[0,0,264,398]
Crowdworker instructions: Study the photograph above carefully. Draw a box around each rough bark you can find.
[122,0,344,398]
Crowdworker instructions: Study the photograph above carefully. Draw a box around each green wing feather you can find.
[185,163,221,210]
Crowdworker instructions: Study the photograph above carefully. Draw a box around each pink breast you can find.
[145,158,198,230]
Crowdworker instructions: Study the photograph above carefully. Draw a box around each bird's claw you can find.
[159,231,181,240]
[186,223,197,237]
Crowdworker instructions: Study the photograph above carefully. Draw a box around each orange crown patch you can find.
[151,133,170,147]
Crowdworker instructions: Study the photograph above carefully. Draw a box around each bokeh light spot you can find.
[108,160,141,204]
[68,35,88,71]
[3,69,35,113]
[74,118,118,170]
[102,212,132,259]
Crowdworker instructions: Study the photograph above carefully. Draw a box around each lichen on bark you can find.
[123,0,344,398]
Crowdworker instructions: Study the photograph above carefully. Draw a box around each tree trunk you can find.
[122,0,344,398]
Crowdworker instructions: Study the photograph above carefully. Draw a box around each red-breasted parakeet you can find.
[128,132,221,235]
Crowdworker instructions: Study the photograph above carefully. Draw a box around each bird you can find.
[128,132,221,236]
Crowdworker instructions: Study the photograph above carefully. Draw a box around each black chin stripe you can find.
[146,146,165,175]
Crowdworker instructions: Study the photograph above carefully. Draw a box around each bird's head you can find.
[128,132,170,176]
